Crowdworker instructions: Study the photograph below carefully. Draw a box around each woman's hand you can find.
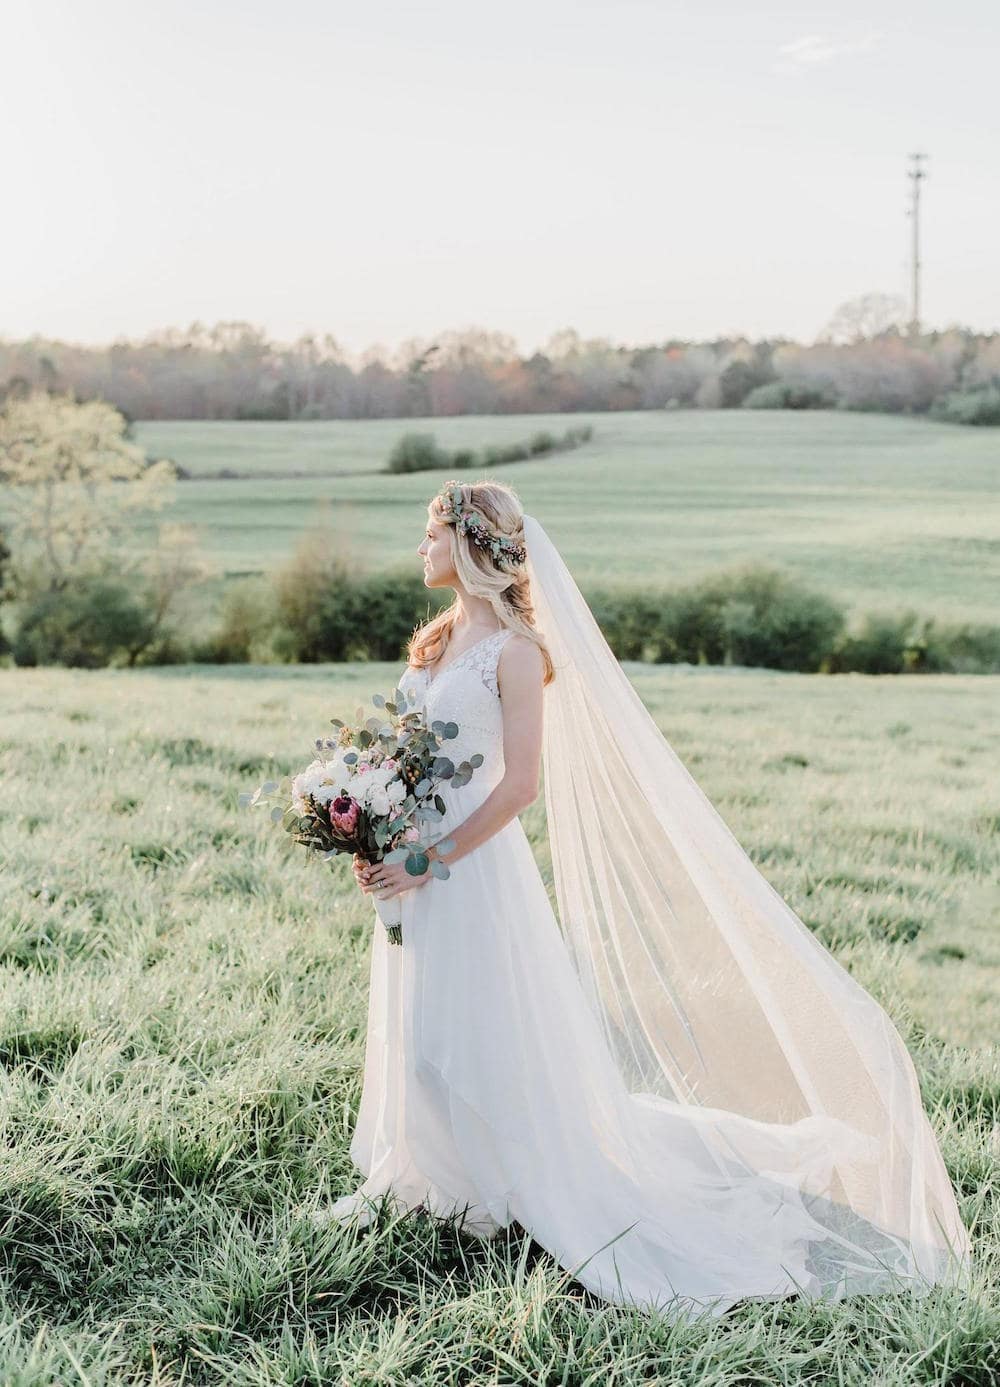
[351,850,433,901]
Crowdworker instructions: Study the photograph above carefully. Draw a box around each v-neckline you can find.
[424,628,504,690]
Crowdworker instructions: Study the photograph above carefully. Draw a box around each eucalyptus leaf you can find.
[432,756,455,778]
[469,753,484,767]
[372,693,385,708]
[261,780,279,794]
[433,794,446,814]
[270,806,284,823]
[435,836,456,855]
[343,752,358,764]
[330,717,345,729]
[383,847,410,864]
[414,777,432,796]
[443,722,459,739]
[406,852,430,876]
[238,791,252,809]
[429,858,450,880]
[431,720,446,734]
[451,772,470,788]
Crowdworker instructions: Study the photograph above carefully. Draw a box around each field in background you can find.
[1,662,996,1378]
[134,410,1000,625]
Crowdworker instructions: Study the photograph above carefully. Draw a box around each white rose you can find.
[369,788,391,817]
[345,773,370,803]
[387,778,407,805]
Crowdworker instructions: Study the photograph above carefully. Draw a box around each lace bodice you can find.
[398,629,515,783]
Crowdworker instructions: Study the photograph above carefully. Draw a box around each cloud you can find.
[774,31,883,74]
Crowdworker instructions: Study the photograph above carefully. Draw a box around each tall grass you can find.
[1,663,997,1383]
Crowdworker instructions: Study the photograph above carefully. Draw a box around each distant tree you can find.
[0,391,176,598]
[820,293,907,345]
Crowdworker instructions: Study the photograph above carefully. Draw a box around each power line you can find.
[907,152,929,338]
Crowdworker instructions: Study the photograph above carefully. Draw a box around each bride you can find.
[329,478,970,1318]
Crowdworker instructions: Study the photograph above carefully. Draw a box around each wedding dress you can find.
[333,519,971,1318]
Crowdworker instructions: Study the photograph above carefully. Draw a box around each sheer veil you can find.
[521,512,970,1292]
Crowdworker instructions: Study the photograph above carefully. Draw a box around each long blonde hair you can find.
[407,479,556,686]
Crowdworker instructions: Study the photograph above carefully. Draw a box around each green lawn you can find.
[133,411,1000,624]
[1,662,996,1381]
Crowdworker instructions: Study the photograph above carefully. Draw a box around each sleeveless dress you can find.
[332,630,918,1317]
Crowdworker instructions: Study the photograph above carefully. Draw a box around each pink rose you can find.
[330,796,360,833]
[384,758,397,771]
[403,826,421,843]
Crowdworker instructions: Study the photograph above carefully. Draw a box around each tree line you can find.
[2,306,999,424]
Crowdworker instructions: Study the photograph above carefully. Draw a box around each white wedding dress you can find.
[332,628,968,1317]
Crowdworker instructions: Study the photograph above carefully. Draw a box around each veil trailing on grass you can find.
[521,513,970,1293]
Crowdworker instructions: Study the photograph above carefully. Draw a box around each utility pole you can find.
[907,152,928,338]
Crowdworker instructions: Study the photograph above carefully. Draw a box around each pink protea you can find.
[330,796,360,833]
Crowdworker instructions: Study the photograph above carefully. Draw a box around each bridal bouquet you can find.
[240,680,484,944]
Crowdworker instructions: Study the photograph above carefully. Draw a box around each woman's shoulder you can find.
[497,632,544,679]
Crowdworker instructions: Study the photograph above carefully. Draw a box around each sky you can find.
[4,0,998,356]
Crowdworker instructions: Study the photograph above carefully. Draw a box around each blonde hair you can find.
[407,478,556,686]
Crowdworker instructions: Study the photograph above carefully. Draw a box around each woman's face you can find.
[417,516,456,588]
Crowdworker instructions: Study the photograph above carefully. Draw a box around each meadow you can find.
[1,660,997,1383]
[134,411,1000,626]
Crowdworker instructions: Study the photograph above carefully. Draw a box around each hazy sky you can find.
[5,1,998,355]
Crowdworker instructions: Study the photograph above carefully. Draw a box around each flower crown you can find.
[434,483,527,566]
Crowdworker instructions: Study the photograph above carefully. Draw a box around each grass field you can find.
[133,411,1000,625]
[1,661,997,1382]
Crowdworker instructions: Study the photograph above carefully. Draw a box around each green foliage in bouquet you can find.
[239,680,485,887]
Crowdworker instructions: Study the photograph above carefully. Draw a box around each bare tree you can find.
[820,293,908,345]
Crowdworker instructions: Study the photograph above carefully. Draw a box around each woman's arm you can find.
[354,636,544,897]
[430,633,545,867]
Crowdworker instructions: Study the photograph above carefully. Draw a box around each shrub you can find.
[386,433,450,474]
[743,381,836,410]
[827,613,918,674]
[909,618,1000,674]
[199,576,278,663]
[13,579,157,668]
[654,566,846,671]
[930,388,1000,426]
[529,431,557,455]
[587,588,669,661]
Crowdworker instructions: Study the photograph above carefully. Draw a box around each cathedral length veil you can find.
[521,513,971,1297]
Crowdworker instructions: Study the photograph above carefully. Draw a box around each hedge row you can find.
[385,425,594,474]
[9,561,999,675]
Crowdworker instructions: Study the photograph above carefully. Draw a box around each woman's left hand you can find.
[357,856,433,901]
